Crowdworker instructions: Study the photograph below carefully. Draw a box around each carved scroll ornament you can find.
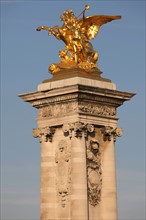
[101,126,123,142]
[32,126,55,142]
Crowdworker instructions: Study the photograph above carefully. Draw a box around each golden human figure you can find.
[36,5,121,74]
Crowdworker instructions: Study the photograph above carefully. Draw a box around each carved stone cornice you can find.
[101,126,123,142]
[19,84,135,110]
[62,122,94,138]
[33,94,78,108]
[32,126,55,142]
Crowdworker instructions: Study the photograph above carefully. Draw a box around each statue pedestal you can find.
[19,74,134,220]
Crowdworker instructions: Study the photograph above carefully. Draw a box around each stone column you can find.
[32,126,57,220]
[100,127,121,220]
[19,75,135,220]
[70,131,88,220]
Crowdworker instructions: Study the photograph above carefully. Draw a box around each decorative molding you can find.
[33,94,78,108]
[55,139,71,208]
[32,126,55,142]
[63,122,94,138]
[87,139,102,206]
[101,126,123,142]
[78,93,124,106]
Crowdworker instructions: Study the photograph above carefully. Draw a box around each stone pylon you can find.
[19,73,135,220]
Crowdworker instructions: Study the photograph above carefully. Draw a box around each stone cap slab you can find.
[37,76,116,92]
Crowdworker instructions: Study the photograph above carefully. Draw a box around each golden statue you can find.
[36,5,121,75]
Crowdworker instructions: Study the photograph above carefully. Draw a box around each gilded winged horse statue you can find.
[36,5,121,74]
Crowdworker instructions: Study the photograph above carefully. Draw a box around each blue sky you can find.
[1,0,145,220]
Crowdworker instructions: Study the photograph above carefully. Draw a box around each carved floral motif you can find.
[63,122,94,138]
[87,139,102,206]
[101,126,123,142]
[32,126,55,142]
[55,139,71,208]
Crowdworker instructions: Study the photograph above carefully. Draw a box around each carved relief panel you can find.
[55,139,71,208]
[79,102,116,118]
[87,139,102,206]
[38,100,117,120]
[38,102,78,119]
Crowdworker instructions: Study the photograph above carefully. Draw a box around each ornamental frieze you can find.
[79,102,116,117]
[38,102,78,118]
[38,101,116,119]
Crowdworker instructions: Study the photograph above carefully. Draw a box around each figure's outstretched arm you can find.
[36,26,51,31]
[36,25,61,40]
